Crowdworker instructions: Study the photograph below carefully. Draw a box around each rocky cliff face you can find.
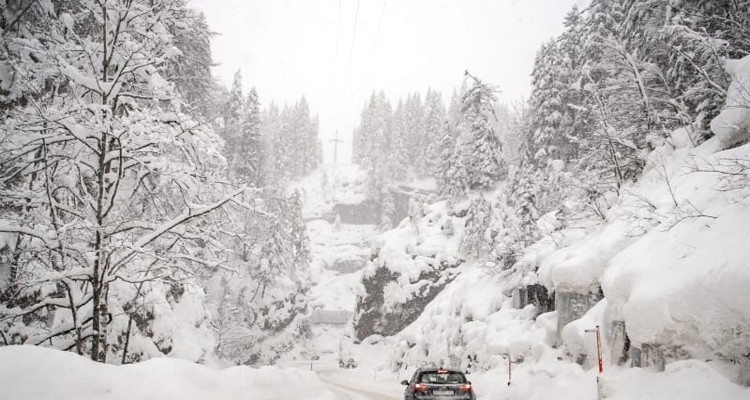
[352,258,462,341]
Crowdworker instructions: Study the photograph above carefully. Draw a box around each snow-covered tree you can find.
[460,196,492,259]
[0,0,241,362]
[461,73,507,189]
[423,89,447,175]
[165,7,215,118]
[379,186,396,231]
[436,125,466,198]
[260,97,321,183]
[287,190,310,270]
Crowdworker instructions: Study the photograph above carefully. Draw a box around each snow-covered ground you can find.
[0,345,336,400]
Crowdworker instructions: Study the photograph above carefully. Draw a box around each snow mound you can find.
[0,346,334,400]
[603,202,750,360]
[538,220,634,293]
[602,360,750,400]
[390,265,545,372]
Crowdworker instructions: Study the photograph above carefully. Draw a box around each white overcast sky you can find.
[190,0,587,163]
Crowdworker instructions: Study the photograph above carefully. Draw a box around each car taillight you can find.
[413,383,428,391]
[459,383,472,391]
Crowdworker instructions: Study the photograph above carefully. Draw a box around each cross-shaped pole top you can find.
[329,130,343,164]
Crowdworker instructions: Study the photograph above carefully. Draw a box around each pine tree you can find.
[166,9,215,118]
[222,70,246,177]
[510,162,541,246]
[436,124,466,198]
[404,92,425,171]
[238,88,263,185]
[379,186,396,231]
[423,89,447,175]
[288,190,310,271]
[461,73,507,190]
[460,196,492,259]
[390,99,410,177]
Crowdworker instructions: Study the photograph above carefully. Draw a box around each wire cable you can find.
[364,0,387,83]
[342,0,361,106]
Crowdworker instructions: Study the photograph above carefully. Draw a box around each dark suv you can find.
[400,368,476,400]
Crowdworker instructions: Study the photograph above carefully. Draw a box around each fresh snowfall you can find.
[1,1,750,400]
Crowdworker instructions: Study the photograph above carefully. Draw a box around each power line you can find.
[364,0,387,83]
[342,0,361,109]
[333,0,361,161]
[329,0,342,137]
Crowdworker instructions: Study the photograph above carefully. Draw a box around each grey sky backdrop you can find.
[190,0,587,164]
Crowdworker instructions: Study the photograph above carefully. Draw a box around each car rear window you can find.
[419,371,466,384]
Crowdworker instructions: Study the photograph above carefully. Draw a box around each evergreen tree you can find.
[461,73,507,189]
[436,124,466,198]
[288,190,310,270]
[166,8,215,118]
[379,186,396,231]
[527,39,565,163]
[404,92,426,171]
[222,70,246,176]
[460,196,492,259]
[510,162,541,246]
[260,97,320,182]
[390,99,410,177]
[423,89,447,175]
[240,88,263,185]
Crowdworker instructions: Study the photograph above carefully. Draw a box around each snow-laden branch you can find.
[111,188,247,270]
[0,294,93,322]
[0,222,56,247]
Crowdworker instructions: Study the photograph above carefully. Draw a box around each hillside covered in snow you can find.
[344,54,750,399]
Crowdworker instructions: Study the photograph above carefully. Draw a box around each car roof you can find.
[416,368,464,374]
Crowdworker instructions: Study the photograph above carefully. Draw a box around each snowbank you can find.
[603,201,750,361]
[0,346,334,400]
[390,265,552,373]
[536,118,750,381]
[601,360,750,400]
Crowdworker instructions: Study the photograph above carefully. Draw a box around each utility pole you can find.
[330,130,343,164]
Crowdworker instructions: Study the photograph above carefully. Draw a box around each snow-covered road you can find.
[318,371,399,400]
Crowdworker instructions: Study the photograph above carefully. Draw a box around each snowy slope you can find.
[288,163,370,219]
[342,56,750,398]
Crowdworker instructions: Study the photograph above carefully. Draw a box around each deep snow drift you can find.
[0,345,335,400]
